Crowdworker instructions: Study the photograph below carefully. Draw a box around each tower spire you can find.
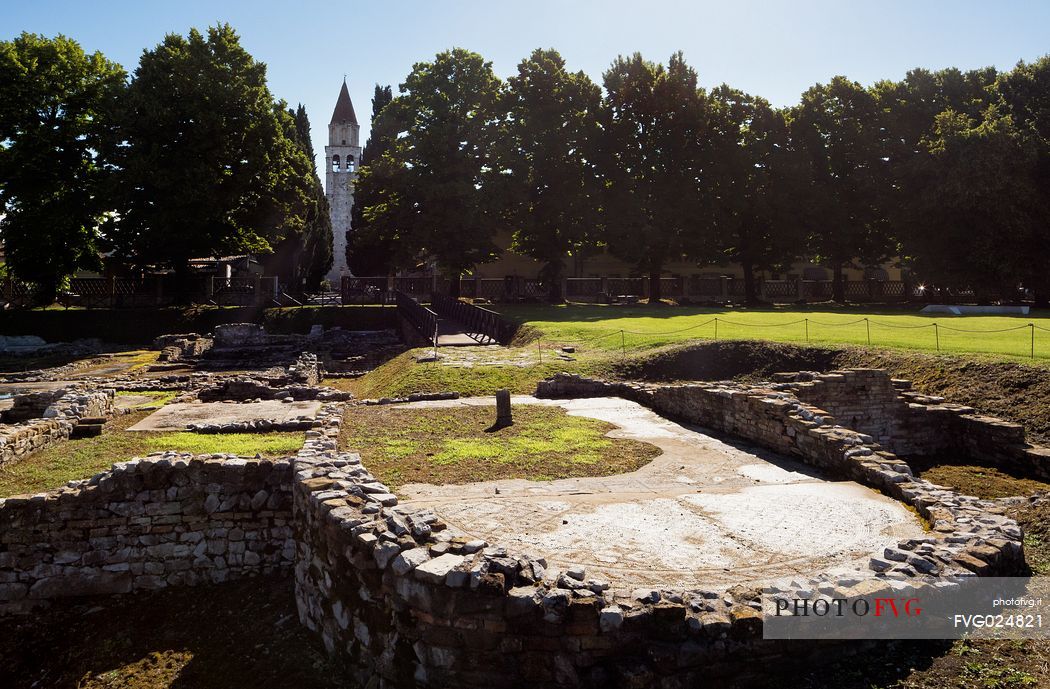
[330,79,358,126]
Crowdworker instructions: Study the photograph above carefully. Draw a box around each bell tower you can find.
[324,78,362,285]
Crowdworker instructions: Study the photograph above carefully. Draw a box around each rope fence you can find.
[528,317,1050,362]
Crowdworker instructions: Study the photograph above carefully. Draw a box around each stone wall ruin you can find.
[0,387,114,468]
[0,369,1037,687]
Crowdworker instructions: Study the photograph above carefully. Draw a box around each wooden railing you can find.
[430,293,512,345]
[395,290,438,345]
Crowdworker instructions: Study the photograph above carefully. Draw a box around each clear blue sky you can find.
[5,0,1048,171]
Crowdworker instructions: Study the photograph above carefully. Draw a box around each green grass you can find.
[327,348,611,398]
[338,404,660,488]
[116,390,178,409]
[0,412,304,496]
[496,304,1050,363]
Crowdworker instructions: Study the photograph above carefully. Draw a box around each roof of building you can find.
[330,79,358,126]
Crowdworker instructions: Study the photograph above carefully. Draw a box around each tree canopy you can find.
[109,24,316,282]
[499,48,604,302]
[600,52,710,303]
[0,32,125,301]
[706,86,808,304]
[351,49,505,296]
[792,76,894,301]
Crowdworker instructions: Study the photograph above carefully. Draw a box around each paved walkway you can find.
[396,396,924,591]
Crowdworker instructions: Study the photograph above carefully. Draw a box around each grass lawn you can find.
[497,304,1050,362]
[338,404,660,489]
[0,411,304,496]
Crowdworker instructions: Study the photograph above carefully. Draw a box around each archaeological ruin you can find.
[0,321,1040,687]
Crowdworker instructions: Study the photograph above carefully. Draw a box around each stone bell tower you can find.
[324,79,362,285]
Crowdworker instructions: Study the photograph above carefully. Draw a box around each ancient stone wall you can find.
[0,454,293,614]
[293,379,1023,688]
[292,405,809,688]
[771,369,1050,479]
[0,374,1034,687]
[0,388,114,468]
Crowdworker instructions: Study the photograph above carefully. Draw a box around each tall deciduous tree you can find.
[111,24,315,288]
[354,49,505,295]
[601,52,709,304]
[0,32,125,302]
[793,76,893,301]
[500,48,603,303]
[903,107,1047,300]
[706,86,808,304]
[997,56,1050,304]
[348,84,398,276]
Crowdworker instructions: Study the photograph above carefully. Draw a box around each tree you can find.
[264,104,332,291]
[290,104,333,289]
[499,48,603,303]
[600,52,709,304]
[353,49,505,296]
[903,106,1048,300]
[361,84,394,167]
[0,33,125,303]
[996,56,1050,304]
[348,84,399,276]
[793,76,893,301]
[706,86,808,304]
[110,24,315,289]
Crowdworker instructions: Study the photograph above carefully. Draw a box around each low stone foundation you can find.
[0,453,293,614]
[770,368,1050,478]
[0,388,114,468]
[196,352,349,402]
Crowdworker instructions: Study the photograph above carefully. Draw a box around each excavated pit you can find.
[397,396,926,590]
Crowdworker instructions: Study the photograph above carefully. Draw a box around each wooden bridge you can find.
[395,292,512,347]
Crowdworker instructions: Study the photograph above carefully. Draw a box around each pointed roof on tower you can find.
[330,79,358,126]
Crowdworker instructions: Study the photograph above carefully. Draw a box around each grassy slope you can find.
[328,348,612,398]
[0,411,304,496]
[498,304,1050,363]
[339,404,660,489]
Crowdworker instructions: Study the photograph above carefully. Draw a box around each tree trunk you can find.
[35,276,59,309]
[648,267,663,305]
[174,261,193,305]
[546,262,564,304]
[832,264,845,302]
[1033,278,1050,309]
[447,272,461,299]
[742,261,758,306]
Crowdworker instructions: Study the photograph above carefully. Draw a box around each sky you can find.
[5,0,1049,171]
